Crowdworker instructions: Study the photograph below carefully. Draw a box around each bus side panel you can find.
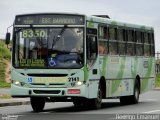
[88,58,101,99]
[104,56,135,97]
[141,57,155,93]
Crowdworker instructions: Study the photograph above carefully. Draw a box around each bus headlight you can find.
[12,80,26,87]
[70,81,83,87]
[76,81,83,86]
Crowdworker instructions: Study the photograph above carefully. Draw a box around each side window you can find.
[99,41,108,55]
[136,44,143,56]
[151,45,155,56]
[109,42,118,55]
[118,28,126,55]
[144,31,150,56]
[144,32,149,44]
[109,26,118,55]
[109,27,116,40]
[150,32,155,56]
[98,25,108,55]
[136,31,142,43]
[127,43,134,56]
[118,28,125,41]
[86,28,98,67]
[119,43,126,55]
[135,30,143,56]
[99,26,108,39]
[143,31,155,57]
[144,45,150,56]
[127,30,134,42]
[126,29,135,56]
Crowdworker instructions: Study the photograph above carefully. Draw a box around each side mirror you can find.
[5,32,10,45]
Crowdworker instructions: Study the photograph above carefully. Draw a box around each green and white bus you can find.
[6,13,155,112]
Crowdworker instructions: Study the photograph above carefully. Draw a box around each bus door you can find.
[86,28,100,98]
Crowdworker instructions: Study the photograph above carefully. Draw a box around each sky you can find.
[0,0,160,52]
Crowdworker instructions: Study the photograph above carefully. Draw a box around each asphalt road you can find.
[0,90,160,120]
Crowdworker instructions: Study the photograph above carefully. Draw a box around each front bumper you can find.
[11,84,88,98]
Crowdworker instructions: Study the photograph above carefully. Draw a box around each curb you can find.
[0,98,30,107]
[154,88,160,91]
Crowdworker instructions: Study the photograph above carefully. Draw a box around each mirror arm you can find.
[7,25,13,33]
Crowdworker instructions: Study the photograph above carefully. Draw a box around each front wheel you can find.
[90,84,102,109]
[30,97,45,112]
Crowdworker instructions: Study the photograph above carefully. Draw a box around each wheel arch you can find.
[99,76,106,98]
[135,75,141,94]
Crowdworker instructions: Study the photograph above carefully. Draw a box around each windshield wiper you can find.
[52,25,67,49]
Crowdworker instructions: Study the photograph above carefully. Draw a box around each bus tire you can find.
[73,100,83,107]
[130,80,140,104]
[120,80,140,105]
[90,84,102,109]
[30,97,45,112]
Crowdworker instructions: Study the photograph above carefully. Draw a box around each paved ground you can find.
[0,90,160,120]
[0,88,30,107]
[0,88,10,95]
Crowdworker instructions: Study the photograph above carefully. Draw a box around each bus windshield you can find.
[13,27,84,68]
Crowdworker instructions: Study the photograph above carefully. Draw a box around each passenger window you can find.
[118,28,125,41]
[109,27,117,40]
[119,43,126,55]
[127,30,134,42]
[136,31,142,43]
[99,41,108,55]
[144,32,149,44]
[127,43,135,56]
[151,45,155,56]
[144,45,150,56]
[99,26,108,39]
[136,44,143,56]
[109,42,118,55]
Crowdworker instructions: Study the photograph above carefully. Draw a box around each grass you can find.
[0,40,11,60]
[0,94,11,99]
[0,60,11,88]
[0,81,10,88]
[0,40,11,88]
[155,73,160,88]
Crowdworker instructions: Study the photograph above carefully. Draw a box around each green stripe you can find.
[102,56,107,76]
[83,64,88,81]
[112,57,126,94]
[141,58,153,92]
[131,57,138,78]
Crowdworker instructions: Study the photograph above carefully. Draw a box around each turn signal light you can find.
[67,89,80,94]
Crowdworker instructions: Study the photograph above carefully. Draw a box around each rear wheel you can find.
[120,80,140,105]
[130,80,140,104]
[30,97,45,112]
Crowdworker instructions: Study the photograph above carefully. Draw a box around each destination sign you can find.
[15,14,84,25]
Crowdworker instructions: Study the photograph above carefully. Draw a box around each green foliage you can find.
[0,94,11,99]
[0,40,11,60]
[0,40,11,88]
[0,81,10,88]
[0,60,10,88]
[156,73,160,88]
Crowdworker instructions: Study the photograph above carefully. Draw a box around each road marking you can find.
[141,99,158,102]
[143,110,160,113]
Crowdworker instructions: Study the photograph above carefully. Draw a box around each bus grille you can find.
[33,90,61,94]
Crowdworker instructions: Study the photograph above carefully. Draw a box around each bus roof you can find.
[86,15,154,31]
[15,12,85,17]
[14,13,154,31]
